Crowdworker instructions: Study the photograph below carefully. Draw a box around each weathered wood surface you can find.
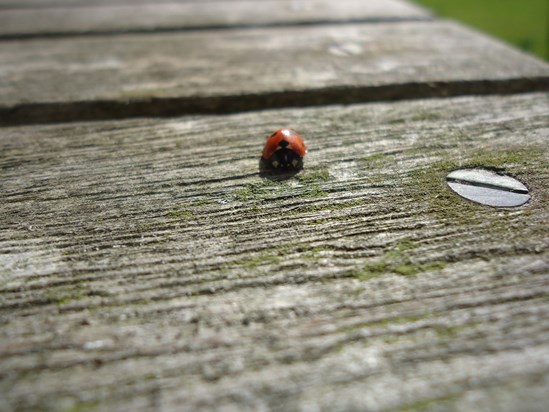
[2,20,549,125]
[0,0,430,38]
[1,93,548,412]
[0,0,324,7]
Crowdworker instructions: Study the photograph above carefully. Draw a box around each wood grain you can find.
[2,20,549,126]
[0,0,430,38]
[1,93,548,412]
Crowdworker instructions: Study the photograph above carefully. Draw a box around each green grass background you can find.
[414,0,549,60]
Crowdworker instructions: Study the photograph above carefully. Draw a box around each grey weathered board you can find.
[0,0,263,6]
[2,20,549,125]
[0,0,325,7]
[0,0,429,38]
[1,93,548,412]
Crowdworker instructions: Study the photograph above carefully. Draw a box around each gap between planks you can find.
[0,18,435,42]
[2,78,549,127]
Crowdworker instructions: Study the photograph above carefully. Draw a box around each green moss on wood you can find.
[352,238,446,280]
[303,184,329,199]
[397,393,460,412]
[393,261,447,276]
[234,180,279,201]
[433,324,474,339]
[361,152,395,168]
[291,199,364,217]
[406,146,546,224]
[341,314,428,334]
[229,251,282,269]
[297,167,330,182]
[46,284,110,306]
[467,147,546,170]
[54,401,98,412]
[190,198,214,207]
[411,111,443,122]
[235,178,328,202]
[168,207,194,220]
[226,244,335,269]
[168,198,214,219]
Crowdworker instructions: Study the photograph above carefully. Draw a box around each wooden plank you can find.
[1,21,549,126]
[1,93,548,412]
[0,0,268,8]
[0,0,430,38]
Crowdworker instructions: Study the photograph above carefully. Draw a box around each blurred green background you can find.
[414,0,549,60]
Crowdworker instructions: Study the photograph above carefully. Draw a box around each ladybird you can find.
[262,128,307,170]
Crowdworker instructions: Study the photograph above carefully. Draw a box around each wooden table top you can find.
[1,1,548,411]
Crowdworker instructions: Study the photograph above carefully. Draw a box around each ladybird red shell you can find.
[261,129,307,170]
